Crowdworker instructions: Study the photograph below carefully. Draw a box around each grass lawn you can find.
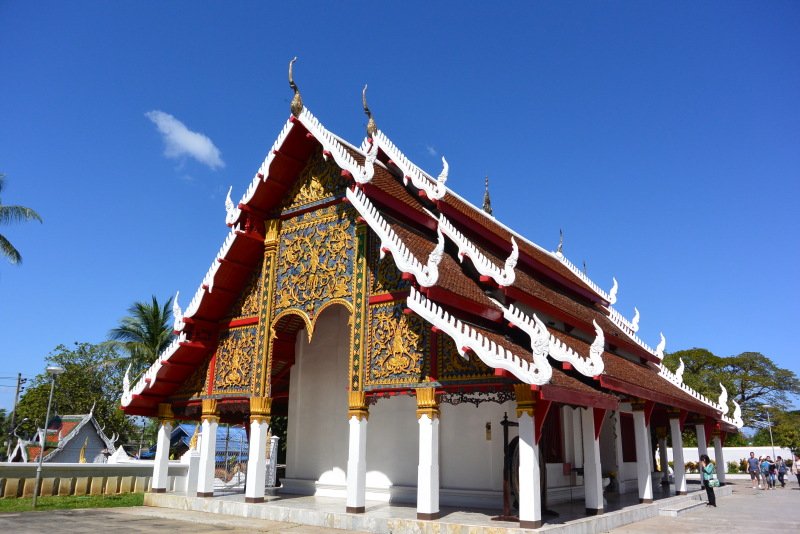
[0,492,144,513]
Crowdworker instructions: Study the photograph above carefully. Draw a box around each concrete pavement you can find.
[0,483,796,533]
[605,484,799,533]
[0,506,370,534]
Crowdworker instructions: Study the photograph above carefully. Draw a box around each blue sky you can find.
[1,2,798,411]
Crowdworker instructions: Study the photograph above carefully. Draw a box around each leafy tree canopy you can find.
[663,348,800,429]
[109,295,174,377]
[0,173,42,265]
[13,342,136,446]
[752,410,800,454]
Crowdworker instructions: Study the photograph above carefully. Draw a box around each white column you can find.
[518,411,542,528]
[196,400,219,497]
[245,415,270,503]
[713,434,726,485]
[416,388,439,520]
[346,415,368,513]
[632,408,653,503]
[151,418,173,493]
[581,408,603,514]
[180,447,200,495]
[658,432,670,485]
[669,416,687,495]
[696,424,708,458]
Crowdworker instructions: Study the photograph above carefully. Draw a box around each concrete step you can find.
[658,498,706,517]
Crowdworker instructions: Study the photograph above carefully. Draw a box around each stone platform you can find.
[145,483,734,534]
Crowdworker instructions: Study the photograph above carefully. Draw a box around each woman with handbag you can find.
[700,454,717,507]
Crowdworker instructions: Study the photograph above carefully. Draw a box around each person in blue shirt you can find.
[747,451,761,489]
[761,456,776,489]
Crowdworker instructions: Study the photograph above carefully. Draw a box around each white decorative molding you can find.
[346,186,442,287]
[550,250,617,304]
[372,130,447,200]
[607,277,618,305]
[658,361,724,416]
[236,118,296,216]
[730,400,744,428]
[718,384,729,416]
[224,186,236,225]
[631,307,640,332]
[675,357,685,383]
[503,304,604,377]
[120,333,187,407]
[172,291,183,332]
[407,287,552,385]
[298,108,374,183]
[122,364,131,400]
[605,306,659,357]
[437,214,517,286]
[655,333,666,360]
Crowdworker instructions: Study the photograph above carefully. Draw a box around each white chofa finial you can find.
[718,383,729,415]
[608,277,618,305]
[655,332,666,360]
[172,291,183,331]
[631,307,640,332]
[732,399,743,427]
[589,320,606,369]
[675,357,685,383]
[122,363,131,398]
[435,156,449,197]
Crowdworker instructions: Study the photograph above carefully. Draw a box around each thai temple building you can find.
[121,62,743,528]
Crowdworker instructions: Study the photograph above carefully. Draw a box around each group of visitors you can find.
[746,451,797,489]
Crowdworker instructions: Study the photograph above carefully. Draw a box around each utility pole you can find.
[6,373,25,460]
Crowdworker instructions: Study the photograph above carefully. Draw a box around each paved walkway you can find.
[0,483,796,533]
[605,484,798,533]
[0,506,368,534]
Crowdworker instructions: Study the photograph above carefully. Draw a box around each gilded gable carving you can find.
[282,149,349,213]
[437,334,494,381]
[213,326,257,394]
[274,206,355,322]
[173,354,211,400]
[368,234,410,294]
[226,268,262,320]
[367,301,430,386]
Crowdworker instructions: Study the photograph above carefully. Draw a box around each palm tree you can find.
[109,295,174,375]
[0,174,42,265]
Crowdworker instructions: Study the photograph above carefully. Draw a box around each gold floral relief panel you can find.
[367,231,410,295]
[436,333,495,383]
[172,354,212,400]
[213,325,257,395]
[366,300,430,386]
[274,206,355,322]
[226,267,262,320]
[281,149,349,214]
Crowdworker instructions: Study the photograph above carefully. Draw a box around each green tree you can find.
[13,342,136,445]
[752,410,800,454]
[109,295,174,376]
[0,174,42,265]
[663,349,800,428]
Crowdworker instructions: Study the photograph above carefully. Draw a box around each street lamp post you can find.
[32,365,65,507]
[762,404,776,460]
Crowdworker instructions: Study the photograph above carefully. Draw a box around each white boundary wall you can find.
[666,446,794,466]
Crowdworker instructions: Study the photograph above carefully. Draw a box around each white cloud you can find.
[426,145,438,156]
[145,110,225,170]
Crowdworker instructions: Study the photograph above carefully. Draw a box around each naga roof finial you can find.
[482,176,493,215]
[556,229,564,256]
[362,84,377,137]
[288,56,303,117]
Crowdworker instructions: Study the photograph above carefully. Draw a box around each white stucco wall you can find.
[282,306,617,506]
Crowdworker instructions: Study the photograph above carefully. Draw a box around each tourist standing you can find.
[775,456,787,488]
[700,454,717,507]
[747,451,761,489]
[792,455,800,487]
[761,456,775,489]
